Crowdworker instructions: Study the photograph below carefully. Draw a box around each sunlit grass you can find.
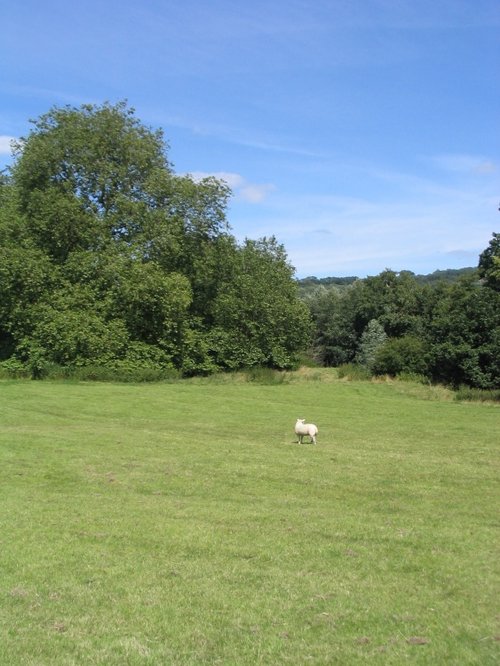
[0,375,498,664]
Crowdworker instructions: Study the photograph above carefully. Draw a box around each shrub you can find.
[70,364,180,383]
[372,336,428,377]
[355,319,387,370]
[0,357,181,383]
[0,358,31,379]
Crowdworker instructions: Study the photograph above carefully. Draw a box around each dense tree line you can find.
[305,237,500,389]
[0,102,311,376]
[297,267,476,298]
[1,102,497,388]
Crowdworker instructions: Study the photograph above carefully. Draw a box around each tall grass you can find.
[243,366,291,384]
[337,362,372,381]
[0,360,181,383]
[0,374,498,664]
[454,385,500,403]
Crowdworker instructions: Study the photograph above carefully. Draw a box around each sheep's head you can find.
[296,418,305,424]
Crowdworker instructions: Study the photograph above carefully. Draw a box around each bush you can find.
[0,358,31,379]
[372,336,428,377]
[70,364,180,383]
[0,357,181,383]
[356,319,387,370]
[27,310,130,367]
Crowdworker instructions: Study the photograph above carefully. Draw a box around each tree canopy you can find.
[1,102,497,389]
[306,254,500,389]
[0,102,311,376]
[478,232,500,291]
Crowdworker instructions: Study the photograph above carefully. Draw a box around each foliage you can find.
[211,237,312,370]
[307,263,500,389]
[0,102,310,374]
[0,358,31,379]
[309,270,425,368]
[1,102,495,388]
[414,266,477,286]
[297,267,475,299]
[372,336,428,377]
[355,319,388,369]
[362,270,425,338]
[478,231,500,291]
[423,276,500,388]
[308,287,358,366]
[69,364,180,383]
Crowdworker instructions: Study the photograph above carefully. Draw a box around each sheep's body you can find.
[295,418,318,445]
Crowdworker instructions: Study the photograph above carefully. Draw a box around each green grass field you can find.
[0,372,498,664]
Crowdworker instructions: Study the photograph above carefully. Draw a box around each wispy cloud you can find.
[229,161,497,277]
[428,154,498,174]
[277,195,491,276]
[2,83,97,108]
[155,110,323,158]
[0,136,15,155]
[189,171,276,203]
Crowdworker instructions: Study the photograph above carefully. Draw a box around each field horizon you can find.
[1,372,498,664]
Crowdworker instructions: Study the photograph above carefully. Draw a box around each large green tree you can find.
[0,102,310,374]
[478,232,500,291]
[308,286,358,366]
[423,276,500,388]
[211,237,312,369]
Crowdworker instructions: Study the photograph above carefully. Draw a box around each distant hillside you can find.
[298,275,358,288]
[412,267,477,285]
[297,267,477,296]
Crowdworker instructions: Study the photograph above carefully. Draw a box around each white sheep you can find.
[295,418,318,445]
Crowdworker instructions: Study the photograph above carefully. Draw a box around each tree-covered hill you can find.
[297,267,476,298]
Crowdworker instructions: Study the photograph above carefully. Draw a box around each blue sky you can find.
[1,0,498,278]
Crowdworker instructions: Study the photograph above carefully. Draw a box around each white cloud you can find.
[429,154,498,174]
[228,168,497,278]
[188,171,275,203]
[238,183,276,204]
[0,135,15,155]
[189,171,244,188]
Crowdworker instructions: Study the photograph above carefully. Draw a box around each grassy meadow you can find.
[0,371,498,664]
